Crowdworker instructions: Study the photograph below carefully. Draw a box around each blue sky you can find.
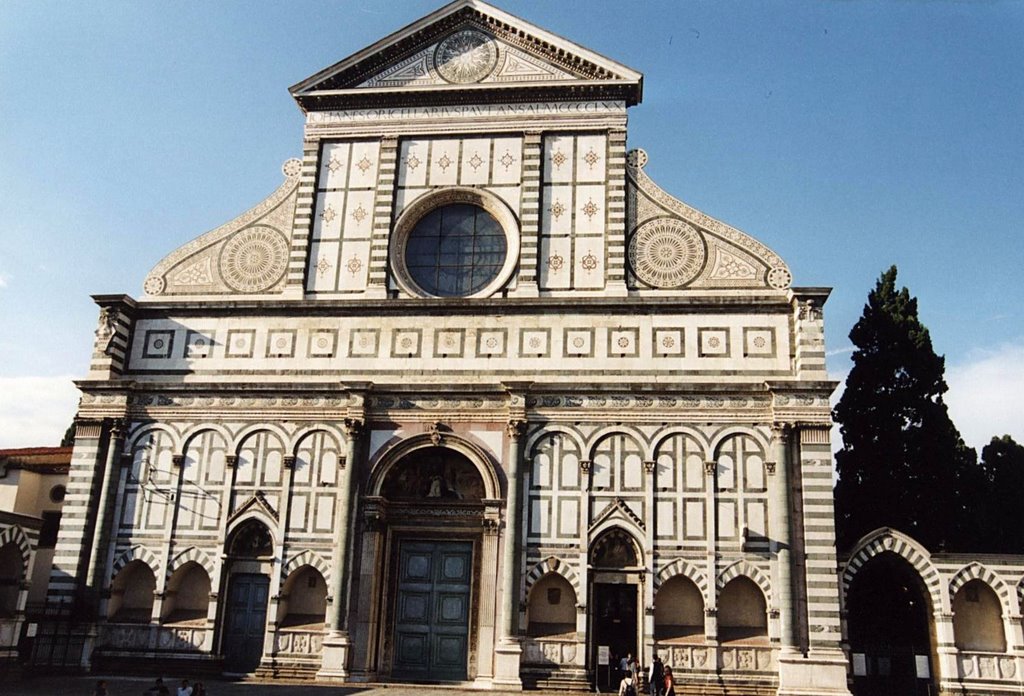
[1,1,1022,450]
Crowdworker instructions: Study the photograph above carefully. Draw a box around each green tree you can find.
[833,266,977,551]
[978,435,1024,553]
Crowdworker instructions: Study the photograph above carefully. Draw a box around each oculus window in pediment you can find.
[359,27,576,89]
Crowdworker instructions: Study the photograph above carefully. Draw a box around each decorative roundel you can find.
[626,148,648,170]
[281,158,302,177]
[219,226,289,293]
[767,266,793,289]
[143,274,166,296]
[628,218,706,288]
[434,29,498,84]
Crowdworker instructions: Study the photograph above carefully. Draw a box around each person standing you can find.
[177,680,193,696]
[663,665,676,696]
[648,653,664,696]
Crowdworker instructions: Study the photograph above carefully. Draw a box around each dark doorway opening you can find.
[222,572,270,673]
[846,553,934,696]
[592,583,637,689]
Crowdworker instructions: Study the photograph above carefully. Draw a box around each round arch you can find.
[181,424,232,455]
[524,425,586,459]
[708,426,770,458]
[650,427,713,460]
[230,423,290,454]
[126,423,182,455]
[367,433,501,500]
[583,426,648,460]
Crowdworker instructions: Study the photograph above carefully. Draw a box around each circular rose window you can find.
[392,188,519,298]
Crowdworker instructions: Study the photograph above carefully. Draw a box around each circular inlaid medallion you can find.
[767,266,792,289]
[628,218,706,288]
[143,274,165,295]
[219,226,289,293]
[434,30,498,84]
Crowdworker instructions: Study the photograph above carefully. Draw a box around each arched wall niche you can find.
[368,433,501,501]
[718,576,768,644]
[277,565,327,629]
[161,561,211,625]
[526,573,577,638]
[590,527,641,569]
[654,575,704,643]
[952,579,1006,652]
[109,559,156,623]
[380,446,485,502]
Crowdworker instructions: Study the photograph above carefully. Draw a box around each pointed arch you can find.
[225,510,279,550]
[524,557,581,597]
[283,549,332,586]
[655,558,709,599]
[168,546,217,579]
[0,525,32,574]
[717,560,771,605]
[950,563,1011,608]
[842,528,942,611]
[110,544,162,582]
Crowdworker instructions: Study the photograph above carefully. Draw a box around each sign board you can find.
[852,653,867,676]
[26,623,38,638]
[598,645,610,665]
[915,655,930,679]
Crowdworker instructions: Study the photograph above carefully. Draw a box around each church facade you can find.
[41,1,860,693]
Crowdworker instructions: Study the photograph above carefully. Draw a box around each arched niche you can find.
[228,518,274,558]
[161,561,211,625]
[953,579,1006,652]
[654,575,704,643]
[590,528,641,569]
[380,446,486,502]
[718,576,767,644]
[526,573,577,638]
[277,565,327,630]
[109,560,156,623]
[0,543,23,617]
[369,434,500,501]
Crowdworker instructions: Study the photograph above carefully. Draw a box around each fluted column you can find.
[770,423,795,650]
[327,417,362,635]
[86,418,126,594]
[500,418,525,641]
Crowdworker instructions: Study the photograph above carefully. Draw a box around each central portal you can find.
[391,540,473,682]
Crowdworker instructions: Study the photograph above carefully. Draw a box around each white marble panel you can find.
[573,238,604,289]
[491,137,523,185]
[560,453,580,488]
[685,454,705,491]
[542,185,574,236]
[656,453,675,489]
[717,454,735,490]
[320,142,350,189]
[306,241,339,292]
[746,500,767,537]
[574,184,605,235]
[398,139,428,187]
[575,134,607,183]
[745,455,765,492]
[348,140,380,187]
[428,139,459,186]
[487,185,521,216]
[718,501,737,538]
[657,500,676,538]
[532,451,552,489]
[543,135,574,183]
[684,500,704,539]
[314,494,334,532]
[530,498,547,535]
[558,498,579,536]
[313,191,346,241]
[289,496,307,529]
[460,139,490,185]
[592,453,612,488]
[337,240,370,292]
[622,453,642,489]
[342,189,375,240]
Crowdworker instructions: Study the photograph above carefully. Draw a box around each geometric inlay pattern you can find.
[628,218,706,289]
[434,30,499,84]
[219,226,289,293]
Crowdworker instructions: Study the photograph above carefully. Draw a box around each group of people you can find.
[92,677,207,695]
[617,652,675,696]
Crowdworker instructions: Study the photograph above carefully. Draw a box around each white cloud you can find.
[946,342,1024,452]
[0,272,9,288]
[0,375,79,448]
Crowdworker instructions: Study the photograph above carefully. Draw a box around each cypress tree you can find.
[978,436,1024,553]
[833,266,976,551]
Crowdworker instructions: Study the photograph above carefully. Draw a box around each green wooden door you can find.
[392,540,472,681]
[222,573,269,673]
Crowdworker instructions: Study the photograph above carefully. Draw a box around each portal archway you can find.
[846,552,935,696]
[220,517,274,674]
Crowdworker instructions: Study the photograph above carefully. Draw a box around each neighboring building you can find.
[41,2,1022,695]
[0,446,71,663]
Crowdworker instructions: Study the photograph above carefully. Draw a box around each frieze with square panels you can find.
[127,316,793,379]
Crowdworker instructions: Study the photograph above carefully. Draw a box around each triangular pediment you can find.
[290,0,642,110]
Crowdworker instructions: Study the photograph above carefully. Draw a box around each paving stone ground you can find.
[3,673,604,696]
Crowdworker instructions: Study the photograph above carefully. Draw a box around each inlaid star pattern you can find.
[327,155,343,173]
[549,201,566,220]
[346,256,363,276]
[356,156,373,173]
[321,205,337,223]
[583,149,600,169]
[499,151,516,171]
[582,198,600,220]
[547,254,565,272]
[468,152,484,171]
[437,153,453,171]
[551,150,567,169]
[581,252,598,272]
[406,154,421,171]
[315,257,332,278]
[351,205,368,224]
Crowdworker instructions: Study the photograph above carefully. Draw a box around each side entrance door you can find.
[392,540,473,681]
[223,573,270,673]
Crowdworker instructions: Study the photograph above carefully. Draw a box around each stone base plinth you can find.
[493,639,523,689]
[315,632,351,682]
[777,648,852,696]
